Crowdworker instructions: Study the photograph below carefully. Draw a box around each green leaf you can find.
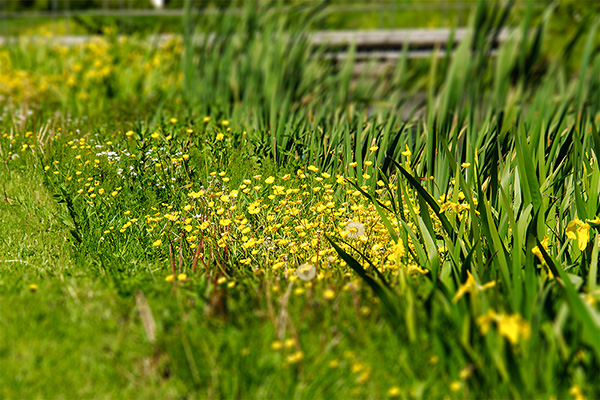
[537,239,600,359]
[392,159,456,242]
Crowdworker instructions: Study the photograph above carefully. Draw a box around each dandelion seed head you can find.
[345,221,365,239]
[296,263,316,281]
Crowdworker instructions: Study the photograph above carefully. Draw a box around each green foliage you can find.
[1,1,599,399]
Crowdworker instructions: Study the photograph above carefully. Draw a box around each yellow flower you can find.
[459,366,472,379]
[531,235,550,267]
[586,216,600,226]
[566,218,590,251]
[29,284,39,292]
[307,165,319,172]
[401,145,411,158]
[153,239,162,247]
[477,310,530,345]
[177,273,187,281]
[452,271,496,303]
[125,130,134,137]
[264,176,275,185]
[286,351,304,364]
[497,313,531,345]
[216,133,225,141]
[450,381,461,392]
[388,240,405,264]
[407,265,428,275]
[169,118,178,124]
[387,387,401,397]
[271,340,283,350]
[569,385,585,400]
[165,274,175,282]
[323,288,335,300]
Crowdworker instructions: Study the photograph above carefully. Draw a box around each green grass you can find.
[1,1,599,399]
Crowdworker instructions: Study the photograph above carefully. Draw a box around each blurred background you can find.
[1,1,598,126]
[1,0,595,35]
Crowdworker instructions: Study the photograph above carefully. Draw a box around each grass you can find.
[0,1,599,399]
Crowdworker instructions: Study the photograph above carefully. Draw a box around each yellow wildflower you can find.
[497,313,531,344]
[532,236,550,265]
[569,385,586,400]
[453,271,497,303]
[586,216,600,226]
[566,218,590,251]
[450,381,461,392]
[323,288,335,300]
[477,310,531,345]
[271,340,283,350]
[286,351,304,364]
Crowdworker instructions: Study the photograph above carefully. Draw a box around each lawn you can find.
[0,1,599,399]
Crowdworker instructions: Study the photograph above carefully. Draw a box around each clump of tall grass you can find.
[327,2,600,397]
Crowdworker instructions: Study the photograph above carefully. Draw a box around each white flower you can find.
[345,221,365,239]
[296,263,316,281]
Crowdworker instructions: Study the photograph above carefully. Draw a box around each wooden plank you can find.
[0,28,511,48]
[312,29,473,47]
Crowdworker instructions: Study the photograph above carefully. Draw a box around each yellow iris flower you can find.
[566,218,591,251]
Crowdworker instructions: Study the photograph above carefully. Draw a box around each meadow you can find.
[0,2,599,399]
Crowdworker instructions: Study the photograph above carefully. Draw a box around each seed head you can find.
[296,263,316,281]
